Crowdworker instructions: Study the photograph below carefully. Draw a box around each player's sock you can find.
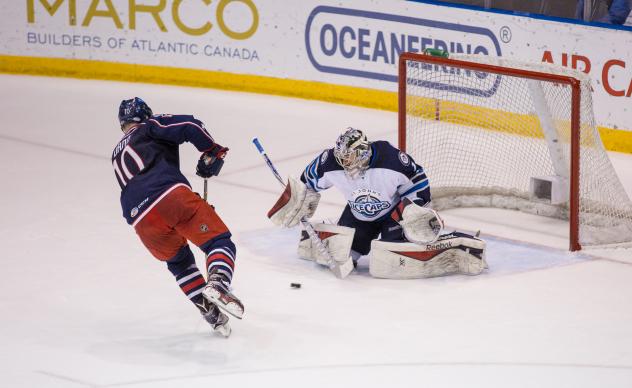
[167,245,206,302]
[166,246,232,336]
[203,237,236,285]
[175,266,207,301]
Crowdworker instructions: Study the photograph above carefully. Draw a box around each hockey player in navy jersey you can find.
[112,97,243,337]
[268,128,487,279]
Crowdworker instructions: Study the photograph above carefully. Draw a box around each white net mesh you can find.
[402,54,632,247]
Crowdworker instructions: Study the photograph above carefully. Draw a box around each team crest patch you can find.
[398,152,410,166]
[130,207,138,218]
[321,150,328,163]
[348,188,391,218]
[200,224,209,232]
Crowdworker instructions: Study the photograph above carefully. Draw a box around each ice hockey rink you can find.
[2,73,632,388]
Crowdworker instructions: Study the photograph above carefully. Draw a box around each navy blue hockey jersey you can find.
[300,141,431,221]
[111,114,216,225]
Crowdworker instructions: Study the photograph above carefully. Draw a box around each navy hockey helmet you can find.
[118,97,153,128]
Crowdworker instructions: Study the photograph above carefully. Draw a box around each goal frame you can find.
[397,52,582,251]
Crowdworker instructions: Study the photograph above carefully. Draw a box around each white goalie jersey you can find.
[300,141,431,222]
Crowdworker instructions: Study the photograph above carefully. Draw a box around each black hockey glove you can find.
[196,144,229,178]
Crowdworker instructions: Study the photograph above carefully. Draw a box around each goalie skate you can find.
[202,273,245,320]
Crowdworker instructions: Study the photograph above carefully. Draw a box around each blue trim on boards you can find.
[406,0,632,32]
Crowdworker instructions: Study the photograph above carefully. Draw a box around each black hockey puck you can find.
[290,282,301,289]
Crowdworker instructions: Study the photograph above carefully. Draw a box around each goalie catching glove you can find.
[268,177,320,227]
[397,199,444,244]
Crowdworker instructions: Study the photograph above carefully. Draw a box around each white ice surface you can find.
[1,74,632,387]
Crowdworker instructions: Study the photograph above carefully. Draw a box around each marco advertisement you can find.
[1,0,631,134]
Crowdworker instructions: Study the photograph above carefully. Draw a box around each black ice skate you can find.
[202,272,244,320]
[196,297,231,337]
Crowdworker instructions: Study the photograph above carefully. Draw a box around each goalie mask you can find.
[334,128,372,178]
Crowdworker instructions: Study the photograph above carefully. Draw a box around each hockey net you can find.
[398,52,632,250]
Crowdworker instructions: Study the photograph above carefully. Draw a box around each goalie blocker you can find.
[268,177,320,227]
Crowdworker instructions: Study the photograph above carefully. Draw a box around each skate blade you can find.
[214,322,231,338]
[202,288,244,320]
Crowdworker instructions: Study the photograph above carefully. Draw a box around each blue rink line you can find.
[237,227,593,278]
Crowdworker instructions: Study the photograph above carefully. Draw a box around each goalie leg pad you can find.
[268,177,320,227]
[369,232,488,279]
[298,223,355,266]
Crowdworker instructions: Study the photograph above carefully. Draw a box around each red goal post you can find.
[398,52,584,251]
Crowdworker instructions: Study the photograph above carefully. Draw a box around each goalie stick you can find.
[252,137,353,279]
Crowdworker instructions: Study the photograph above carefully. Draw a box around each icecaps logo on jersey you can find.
[305,7,502,96]
[349,189,391,218]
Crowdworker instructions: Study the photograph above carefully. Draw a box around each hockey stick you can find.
[252,137,353,279]
[203,179,208,202]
